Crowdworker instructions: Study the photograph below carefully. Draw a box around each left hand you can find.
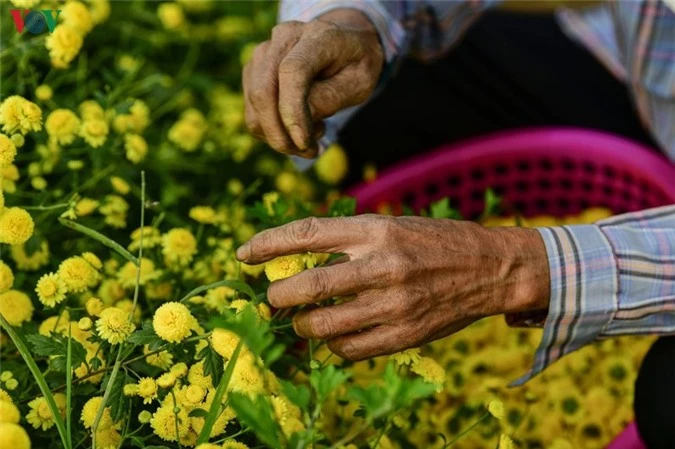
[236,215,550,360]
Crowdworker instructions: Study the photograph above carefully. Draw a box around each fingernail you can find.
[289,125,308,150]
[235,243,249,261]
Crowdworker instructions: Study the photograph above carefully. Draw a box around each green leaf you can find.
[280,380,310,410]
[188,408,208,418]
[179,279,256,303]
[228,392,282,449]
[481,188,502,219]
[196,343,224,384]
[104,371,131,422]
[127,321,162,347]
[0,315,71,449]
[26,333,87,373]
[328,197,356,217]
[429,198,463,220]
[309,364,350,404]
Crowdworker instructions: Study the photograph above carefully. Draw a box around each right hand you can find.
[242,11,384,157]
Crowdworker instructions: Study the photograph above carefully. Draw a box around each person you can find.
[238,1,675,447]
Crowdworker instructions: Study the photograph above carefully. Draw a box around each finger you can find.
[267,259,376,308]
[243,63,264,140]
[327,324,412,361]
[292,298,385,339]
[236,216,369,263]
[247,39,298,154]
[278,30,351,150]
[307,68,374,120]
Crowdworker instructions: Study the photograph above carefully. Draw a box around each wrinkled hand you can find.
[242,10,384,157]
[236,215,550,361]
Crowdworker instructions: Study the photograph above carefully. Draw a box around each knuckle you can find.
[252,41,269,60]
[307,268,331,300]
[278,55,307,76]
[272,21,302,39]
[308,311,334,339]
[386,253,410,284]
[249,86,272,107]
[330,338,360,361]
[289,217,320,246]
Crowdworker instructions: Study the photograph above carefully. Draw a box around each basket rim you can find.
[348,127,675,208]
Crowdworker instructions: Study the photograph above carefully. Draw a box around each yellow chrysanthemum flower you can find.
[497,434,516,449]
[189,206,218,224]
[45,109,81,145]
[0,261,14,294]
[26,393,66,431]
[11,240,49,271]
[153,302,195,343]
[96,307,135,344]
[156,372,176,389]
[487,399,506,420]
[0,134,17,168]
[187,361,213,389]
[210,328,241,360]
[138,410,152,424]
[0,399,20,424]
[110,176,130,195]
[410,356,445,391]
[0,290,33,326]
[195,444,221,449]
[0,207,34,245]
[117,258,159,288]
[168,109,207,152]
[85,297,105,317]
[0,389,12,404]
[35,84,53,101]
[151,404,190,442]
[0,96,42,135]
[35,272,68,307]
[75,197,99,217]
[114,100,149,134]
[81,396,114,430]
[0,423,30,449]
[157,3,185,30]
[61,1,94,34]
[162,228,198,267]
[81,252,103,271]
[58,256,99,293]
[228,353,265,395]
[170,362,188,379]
[89,0,110,24]
[79,118,109,148]
[222,442,250,449]
[78,317,92,331]
[79,100,105,120]
[124,133,147,164]
[315,143,348,185]
[137,377,158,404]
[46,25,84,69]
[10,134,24,148]
[38,312,70,336]
[264,254,306,282]
[31,177,47,190]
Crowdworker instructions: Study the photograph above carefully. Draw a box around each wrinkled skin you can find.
[236,215,550,361]
[242,10,384,157]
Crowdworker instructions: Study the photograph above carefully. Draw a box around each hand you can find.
[236,215,550,361]
[242,10,384,157]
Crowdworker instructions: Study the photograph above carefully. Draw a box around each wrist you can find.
[491,226,551,315]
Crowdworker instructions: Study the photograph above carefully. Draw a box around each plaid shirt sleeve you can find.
[513,205,675,385]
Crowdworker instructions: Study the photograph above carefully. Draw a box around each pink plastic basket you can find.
[348,127,675,449]
[348,127,675,217]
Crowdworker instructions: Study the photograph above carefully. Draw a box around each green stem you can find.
[59,218,139,266]
[66,326,73,448]
[445,412,490,448]
[0,315,71,449]
[196,340,244,444]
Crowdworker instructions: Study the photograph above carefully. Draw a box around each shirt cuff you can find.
[278,0,406,63]
[512,225,619,385]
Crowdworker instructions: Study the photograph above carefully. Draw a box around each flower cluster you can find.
[0,2,651,449]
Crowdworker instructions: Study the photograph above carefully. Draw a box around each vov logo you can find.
[10,9,61,34]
